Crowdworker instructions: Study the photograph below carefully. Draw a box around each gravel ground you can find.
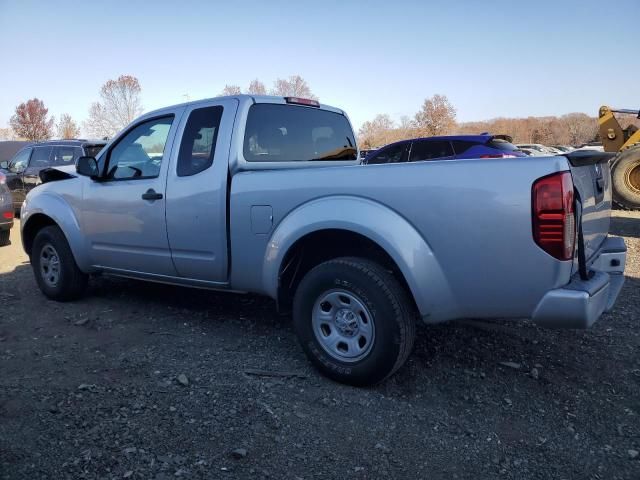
[0,212,639,480]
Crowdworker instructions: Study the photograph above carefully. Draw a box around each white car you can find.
[516,143,559,155]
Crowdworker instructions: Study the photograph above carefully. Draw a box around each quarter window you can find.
[451,140,477,155]
[52,146,82,166]
[106,116,173,180]
[177,106,223,176]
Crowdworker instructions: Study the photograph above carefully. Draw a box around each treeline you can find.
[358,94,604,148]
[455,113,599,146]
[3,74,319,141]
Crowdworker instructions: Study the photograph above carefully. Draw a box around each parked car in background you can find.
[364,134,526,164]
[0,171,13,246]
[19,95,625,386]
[516,143,558,155]
[575,142,605,152]
[0,139,106,212]
[552,145,574,153]
[519,148,545,157]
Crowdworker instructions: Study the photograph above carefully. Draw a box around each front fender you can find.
[262,195,457,322]
[21,193,91,272]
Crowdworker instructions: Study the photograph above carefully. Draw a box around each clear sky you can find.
[0,0,638,134]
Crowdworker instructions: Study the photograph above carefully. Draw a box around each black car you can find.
[0,140,106,212]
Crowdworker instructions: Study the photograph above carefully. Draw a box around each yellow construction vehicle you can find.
[598,106,640,209]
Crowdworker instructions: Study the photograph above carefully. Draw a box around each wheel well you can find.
[277,229,415,313]
[22,214,57,256]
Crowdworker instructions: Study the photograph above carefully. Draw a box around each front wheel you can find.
[31,226,88,301]
[293,257,416,386]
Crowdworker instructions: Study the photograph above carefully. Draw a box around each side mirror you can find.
[0,160,8,170]
[76,156,100,179]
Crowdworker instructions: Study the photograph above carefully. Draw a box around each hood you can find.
[39,165,78,184]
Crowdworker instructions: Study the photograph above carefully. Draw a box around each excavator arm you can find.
[598,106,640,152]
[598,106,640,209]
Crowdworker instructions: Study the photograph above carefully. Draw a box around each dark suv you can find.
[0,140,106,212]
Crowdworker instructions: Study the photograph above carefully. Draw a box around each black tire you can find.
[0,230,9,247]
[611,146,640,210]
[31,225,88,301]
[293,257,416,386]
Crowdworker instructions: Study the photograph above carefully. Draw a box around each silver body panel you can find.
[20,95,625,327]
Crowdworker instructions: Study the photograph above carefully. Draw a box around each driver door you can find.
[81,111,183,277]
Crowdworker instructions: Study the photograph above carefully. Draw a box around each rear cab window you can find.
[243,104,357,162]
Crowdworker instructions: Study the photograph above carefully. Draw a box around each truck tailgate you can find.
[566,150,616,265]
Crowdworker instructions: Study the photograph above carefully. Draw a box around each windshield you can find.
[243,104,357,162]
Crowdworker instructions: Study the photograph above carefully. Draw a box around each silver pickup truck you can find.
[20,95,627,386]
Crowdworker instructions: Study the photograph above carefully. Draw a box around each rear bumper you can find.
[532,236,626,329]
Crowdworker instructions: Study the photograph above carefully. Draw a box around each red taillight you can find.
[0,172,5,184]
[532,171,575,260]
[284,97,320,107]
[2,211,12,220]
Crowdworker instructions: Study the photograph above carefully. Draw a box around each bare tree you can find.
[561,113,598,145]
[221,85,242,96]
[9,98,54,141]
[270,75,317,99]
[57,113,80,139]
[246,79,267,95]
[0,127,20,141]
[84,75,143,138]
[414,94,457,136]
[358,114,398,148]
[397,115,418,139]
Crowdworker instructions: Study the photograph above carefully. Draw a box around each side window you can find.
[177,106,223,177]
[52,146,81,166]
[30,147,53,168]
[366,143,406,164]
[409,141,454,162]
[451,140,476,155]
[8,148,31,173]
[105,116,173,180]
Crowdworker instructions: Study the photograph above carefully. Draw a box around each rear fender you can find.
[262,195,457,322]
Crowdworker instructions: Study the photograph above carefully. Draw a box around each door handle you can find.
[141,189,163,201]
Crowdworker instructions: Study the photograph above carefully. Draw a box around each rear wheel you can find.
[31,226,88,301]
[293,257,416,386]
[612,145,640,210]
[0,230,9,247]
